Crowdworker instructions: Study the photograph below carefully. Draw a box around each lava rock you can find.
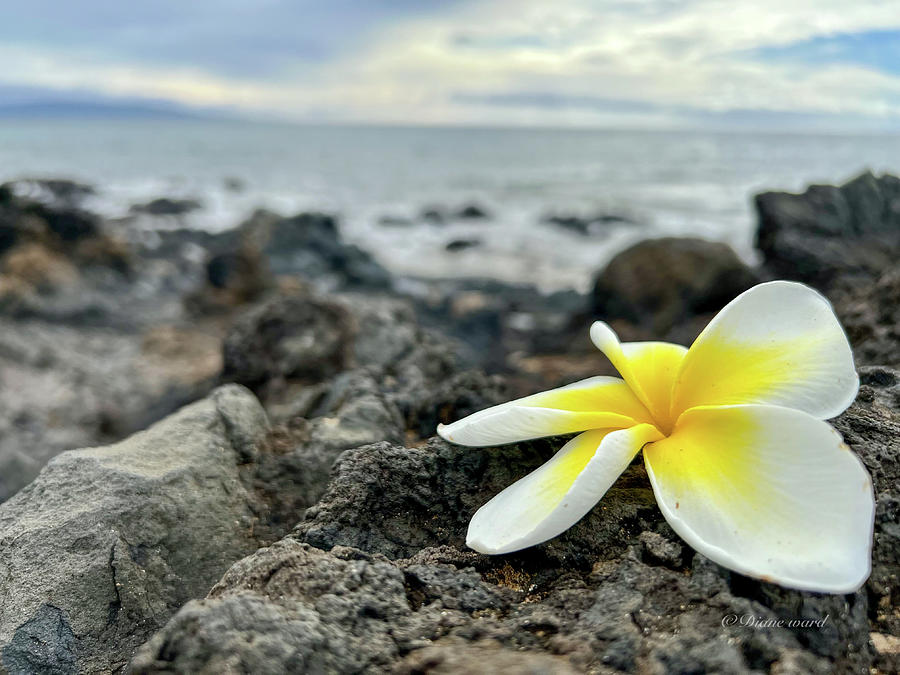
[130,197,203,216]
[257,211,393,290]
[445,238,481,252]
[184,246,272,315]
[132,392,889,673]
[833,268,900,368]
[0,385,269,674]
[249,370,406,541]
[543,212,635,236]
[590,237,761,335]
[222,291,355,392]
[420,207,446,224]
[130,541,415,674]
[293,437,657,565]
[378,215,414,227]
[0,178,95,209]
[455,204,490,219]
[755,171,900,288]
[22,201,99,242]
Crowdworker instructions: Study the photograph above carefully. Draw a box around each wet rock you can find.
[0,178,95,209]
[445,238,481,252]
[378,215,414,227]
[130,197,203,216]
[755,171,900,288]
[456,204,490,219]
[543,214,591,235]
[1,604,78,675]
[420,207,446,224]
[589,237,761,335]
[0,385,269,674]
[256,211,392,290]
[21,201,100,242]
[543,212,635,236]
[223,176,245,192]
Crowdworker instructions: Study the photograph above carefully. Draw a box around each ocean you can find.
[2,119,899,291]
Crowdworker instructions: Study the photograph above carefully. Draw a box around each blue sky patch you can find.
[751,29,900,76]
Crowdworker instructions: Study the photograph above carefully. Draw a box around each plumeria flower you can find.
[438,281,874,593]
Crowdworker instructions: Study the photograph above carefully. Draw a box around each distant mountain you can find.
[0,100,209,120]
[0,88,239,120]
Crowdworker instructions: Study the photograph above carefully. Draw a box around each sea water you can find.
[1,119,898,291]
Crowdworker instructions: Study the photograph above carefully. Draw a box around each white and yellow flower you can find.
[438,281,874,593]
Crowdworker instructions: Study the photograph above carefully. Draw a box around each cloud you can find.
[1,0,899,129]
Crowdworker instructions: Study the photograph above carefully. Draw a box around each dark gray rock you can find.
[20,202,99,242]
[282,372,899,673]
[130,540,412,674]
[257,212,392,290]
[395,369,508,439]
[293,437,658,565]
[0,178,95,209]
[126,359,900,674]
[130,198,203,216]
[378,215,414,227]
[755,171,900,288]
[132,418,879,674]
[455,204,490,219]
[222,291,356,393]
[420,207,446,224]
[0,385,269,674]
[222,290,465,410]
[445,238,481,252]
[1,605,78,675]
[543,212,635,236]
[589,237,761,335]
[184,246,272,315]
[249,370,406,541]
[833,268,900,368]
[407,277,586,373]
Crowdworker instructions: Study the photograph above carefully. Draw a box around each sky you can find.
[1,0,899,130]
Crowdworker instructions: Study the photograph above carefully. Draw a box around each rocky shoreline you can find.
[0,171,898,673]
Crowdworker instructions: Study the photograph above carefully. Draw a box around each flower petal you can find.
[644,404,874,593]
[670,281,858,420]
[467,424,664,554]
[437,376,652,447]
[590,321,687,428]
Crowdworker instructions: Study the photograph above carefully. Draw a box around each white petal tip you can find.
[436,423,451,441]
[465,532,512,555]
[589,321,616,349]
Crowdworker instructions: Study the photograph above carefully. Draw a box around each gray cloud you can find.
[0,0,467,78]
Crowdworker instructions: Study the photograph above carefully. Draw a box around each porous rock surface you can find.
[132,366,900,673]
[0,385,269,674]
